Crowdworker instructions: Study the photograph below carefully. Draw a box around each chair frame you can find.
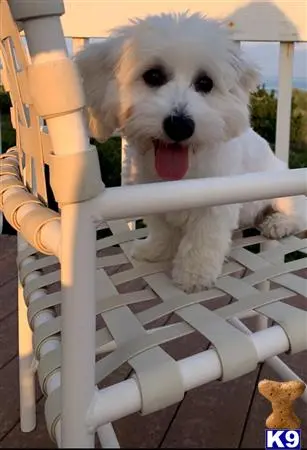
[0,0,306,448]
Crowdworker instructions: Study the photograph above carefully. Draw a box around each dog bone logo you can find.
[258,379,306,429]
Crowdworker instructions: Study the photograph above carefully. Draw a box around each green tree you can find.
[92,137,122,187]
[250,85,307,169]
[250,85,277,144]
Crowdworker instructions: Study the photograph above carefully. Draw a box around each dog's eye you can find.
[142,67,168,87]
[194,74,214,94]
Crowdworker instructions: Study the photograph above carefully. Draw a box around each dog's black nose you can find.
[163,114,195,142]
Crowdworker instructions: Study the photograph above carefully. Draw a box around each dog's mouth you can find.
[153,140,189,181]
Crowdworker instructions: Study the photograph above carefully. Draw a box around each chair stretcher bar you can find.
[85,325,290,432]
[85,168,307,221]
[1,149,306,257]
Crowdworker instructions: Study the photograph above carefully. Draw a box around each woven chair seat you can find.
[16,200,306,441]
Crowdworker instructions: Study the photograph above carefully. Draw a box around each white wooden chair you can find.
[0,0,306,447]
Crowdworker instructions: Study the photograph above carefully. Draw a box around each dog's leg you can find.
[259,212,301,239]
[257,196,306,240]
[172,205,240,293]
[131,215,180,262]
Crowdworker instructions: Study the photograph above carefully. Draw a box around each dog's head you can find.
[75,12,260,180]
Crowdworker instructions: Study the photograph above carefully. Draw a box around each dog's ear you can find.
[74,39,121,142]
[236,50,261,93]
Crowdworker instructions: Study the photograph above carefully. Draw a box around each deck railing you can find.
[1,1,306,233]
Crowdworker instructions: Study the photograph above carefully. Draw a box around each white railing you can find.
[1,0,306,234]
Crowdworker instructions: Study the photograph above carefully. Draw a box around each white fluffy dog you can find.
[75,12,306,292]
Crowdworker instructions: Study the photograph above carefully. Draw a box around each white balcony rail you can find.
[0,1,306,234]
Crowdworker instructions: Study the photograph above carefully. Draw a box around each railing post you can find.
[72,37,89,55]
[121,137,136,230]
[275,42,294,165]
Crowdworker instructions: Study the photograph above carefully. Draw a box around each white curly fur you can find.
[75,12,306,293]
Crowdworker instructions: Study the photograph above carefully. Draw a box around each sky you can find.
[242,42,307,79]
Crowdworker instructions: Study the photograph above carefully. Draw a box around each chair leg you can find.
[97,423,120,448]
[61,206,96,447]
[255,311,269,330]
[18,273,36,432]
[255,240,278,330]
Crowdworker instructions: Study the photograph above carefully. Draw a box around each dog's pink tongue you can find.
[154,141,189,180]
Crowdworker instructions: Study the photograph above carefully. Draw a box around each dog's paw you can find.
[131,239,170,262]
[172,264,218,293]
[259,213,300,240]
